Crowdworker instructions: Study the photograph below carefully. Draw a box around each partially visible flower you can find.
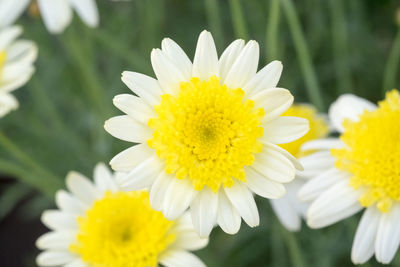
[0,0,99,34]
[299,91,400,264]
[0,25,37,118]
[270,104,329,231]
[36,163,208,267]
[105,30,309,237]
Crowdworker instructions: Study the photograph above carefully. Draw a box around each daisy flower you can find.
[269,104,329,231]
[0,0,99,34]
[299,90,400,264]
[36,163,208,267]
[0,25,37,117]
[105,30,309,237]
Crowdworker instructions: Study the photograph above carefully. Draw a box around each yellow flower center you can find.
[147,76,265,192]
[332,90,400,213]
[0,51,6,78]
[279,104,329,157]
[70,191,176,267]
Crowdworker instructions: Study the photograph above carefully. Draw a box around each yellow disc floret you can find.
[279,104,329,157]
[70,191,176,267]
[147,76,265,192]
[332,90,400,213]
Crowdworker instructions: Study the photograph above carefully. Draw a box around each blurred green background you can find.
[1,0,400,266]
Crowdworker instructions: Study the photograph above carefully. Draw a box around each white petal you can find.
[0,0,30,28]
[113,94,156,125]
[93,162,117,193]
[261,116,309,145]
[36,251,75,266]
[0,93,18,117]
[55,190,88,214]
[270,197,301,232]
[351,207,380,264]
[36,230,76,250]
[69,0,99,28]
[252,147,295,183]
[297,151,335,178]
[217,189,241,234]
[117,155,163,191]
[300,138,344,152]
[252,88,294,122]
[121,71,163,106]
[264,142,303,171]
[66,171,99,204]
[224,40,259,89]
[151,48,187,95]
[0,25,22,51]
[224,181,259,228]
[192,30,219,80]
[307,180,363,228]
[163,178,196,220]
[63,258,88,267]
[218,39,245,84]
[104,115,152,143]
[1,63,34,83]
[173,227,209,251]
[37,0,73,34]
[41,210,77,230]
[245,167,286,199]
[160,250,205,267]
[244,60,283,97]
[190,187,218,237]
[0,70,34,93]
[298,168,349,202]
[161,38,192,79]
[375,204,400,264]
[149,172,174,211]
[329,94,377,133]
[5,40,38,64]
[110,144,155,172]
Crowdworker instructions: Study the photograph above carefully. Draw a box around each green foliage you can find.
[1,0,400,266]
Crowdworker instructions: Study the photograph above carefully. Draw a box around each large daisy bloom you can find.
[0,25,37,117]
[104,30,309,237]
[0,0,99,34]
[299,90,400,264]
[269,104,329,231]
[36,163,208,267]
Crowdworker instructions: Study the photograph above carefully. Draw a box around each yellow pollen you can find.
[279,104,329,157]
[69,191,176,267]
[332,90,400,213]
[147,76,265,192]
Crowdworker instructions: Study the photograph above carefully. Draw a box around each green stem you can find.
[329,0,353,94]
[228,0,249,40]
[383,26,400,94]
[281,0,324,110]
[204,0,224,47]
[266,0,281,61]
[280,227,306,267]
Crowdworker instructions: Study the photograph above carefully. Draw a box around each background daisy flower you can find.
[299,90,400,264]
[36,163,208,267]
[105,30,309,237]
[0,0,99,34]
[0,25,37,117]
[269,104,329,231]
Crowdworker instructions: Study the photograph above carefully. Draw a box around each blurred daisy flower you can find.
[105,30,309,237]
[36,163,208,267]
[270,104,329,231]
[0,25,37,117]
[299,90,400,264]
[0,0,99,34]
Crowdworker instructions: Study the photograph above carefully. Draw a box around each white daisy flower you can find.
[104,30,309,237]
[0,25,37,118]
[299,90,400,264]
[36,163,208,267]
[0,0,99,34]
[269,104,329,231]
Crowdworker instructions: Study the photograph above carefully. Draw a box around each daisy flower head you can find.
[105,30,309,237]
[270,104,329,231]
[299,90,400,264]
[36,163,208,267]
[0,25,37,117]
[0,0,99,34]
